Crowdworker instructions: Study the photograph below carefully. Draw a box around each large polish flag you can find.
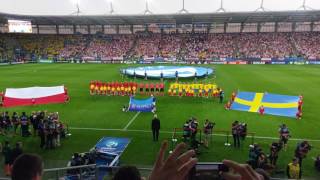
[2,86,68,107]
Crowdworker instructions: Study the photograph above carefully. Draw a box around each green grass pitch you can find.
[0,64,320,178]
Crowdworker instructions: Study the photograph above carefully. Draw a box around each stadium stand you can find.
[84,35,134,59]
[293,32,320,59]
[1,32,320,61]
[0,10,320,179]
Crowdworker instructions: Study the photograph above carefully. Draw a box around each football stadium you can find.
[0,0,320,179]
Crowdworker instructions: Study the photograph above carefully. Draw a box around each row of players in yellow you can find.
[168,83,220,97]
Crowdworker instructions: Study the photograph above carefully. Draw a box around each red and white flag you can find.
[2,86,68,107]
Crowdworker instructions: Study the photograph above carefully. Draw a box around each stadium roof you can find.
[1,11,320,25]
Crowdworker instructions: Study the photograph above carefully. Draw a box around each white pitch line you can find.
[69,127,320,142]
[123,112,141,130]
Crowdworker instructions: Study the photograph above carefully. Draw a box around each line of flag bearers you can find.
[90,81,165,96]
[167,82,221,98]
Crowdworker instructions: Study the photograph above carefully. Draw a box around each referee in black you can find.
[151,114,160,141]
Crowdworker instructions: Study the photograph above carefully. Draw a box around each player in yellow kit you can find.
[168,88,172,96]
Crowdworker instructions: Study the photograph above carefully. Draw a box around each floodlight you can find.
[216,0,226,13]
[144,0,153,15]
[106,0,115,14]
[70,0,83,16]
[178,0,189,14]
[70,0,80,5]
[255,0,269,12]
[297,0,314,10]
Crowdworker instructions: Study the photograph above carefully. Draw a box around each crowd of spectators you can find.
[84,35,133,59]
[0,38,6,61]
[16,34,64,59]
[1,32,320,61]
[59,35,87,59]
[179,33,235,59]
[182,33,208,59]
[134,33,161,58]
[0,36,14,61]
[293,32,320,59]
[205,33,236,58]
[158,34,182,58]
[236,33,296,58]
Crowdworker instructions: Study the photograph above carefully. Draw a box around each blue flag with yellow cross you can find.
[230,92,299,118]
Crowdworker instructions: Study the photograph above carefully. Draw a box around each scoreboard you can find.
[8,19,32,33]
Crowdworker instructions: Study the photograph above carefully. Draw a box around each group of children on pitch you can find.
[90,81,165,96]
[167,82,221,98]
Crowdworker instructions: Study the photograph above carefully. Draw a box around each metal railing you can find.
[0,165,306,180]
[42,164,152,180]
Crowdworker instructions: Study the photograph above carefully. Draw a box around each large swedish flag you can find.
[230,92,299,118]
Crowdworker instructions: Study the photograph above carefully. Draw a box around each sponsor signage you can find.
[227,61,247,65]
[138,61,152,64]
[39,59,53,63]
[261,58,272,61]
[293,61,305,65]
[86,60,102,64]
[10,61,25,65]
[252,61,266,65]
[55,60,70,63]
[306,61,320,65]
[271,61,286,64]
[210,61,226,64]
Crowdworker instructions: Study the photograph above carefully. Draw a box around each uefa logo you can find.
[106,141,118,148]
